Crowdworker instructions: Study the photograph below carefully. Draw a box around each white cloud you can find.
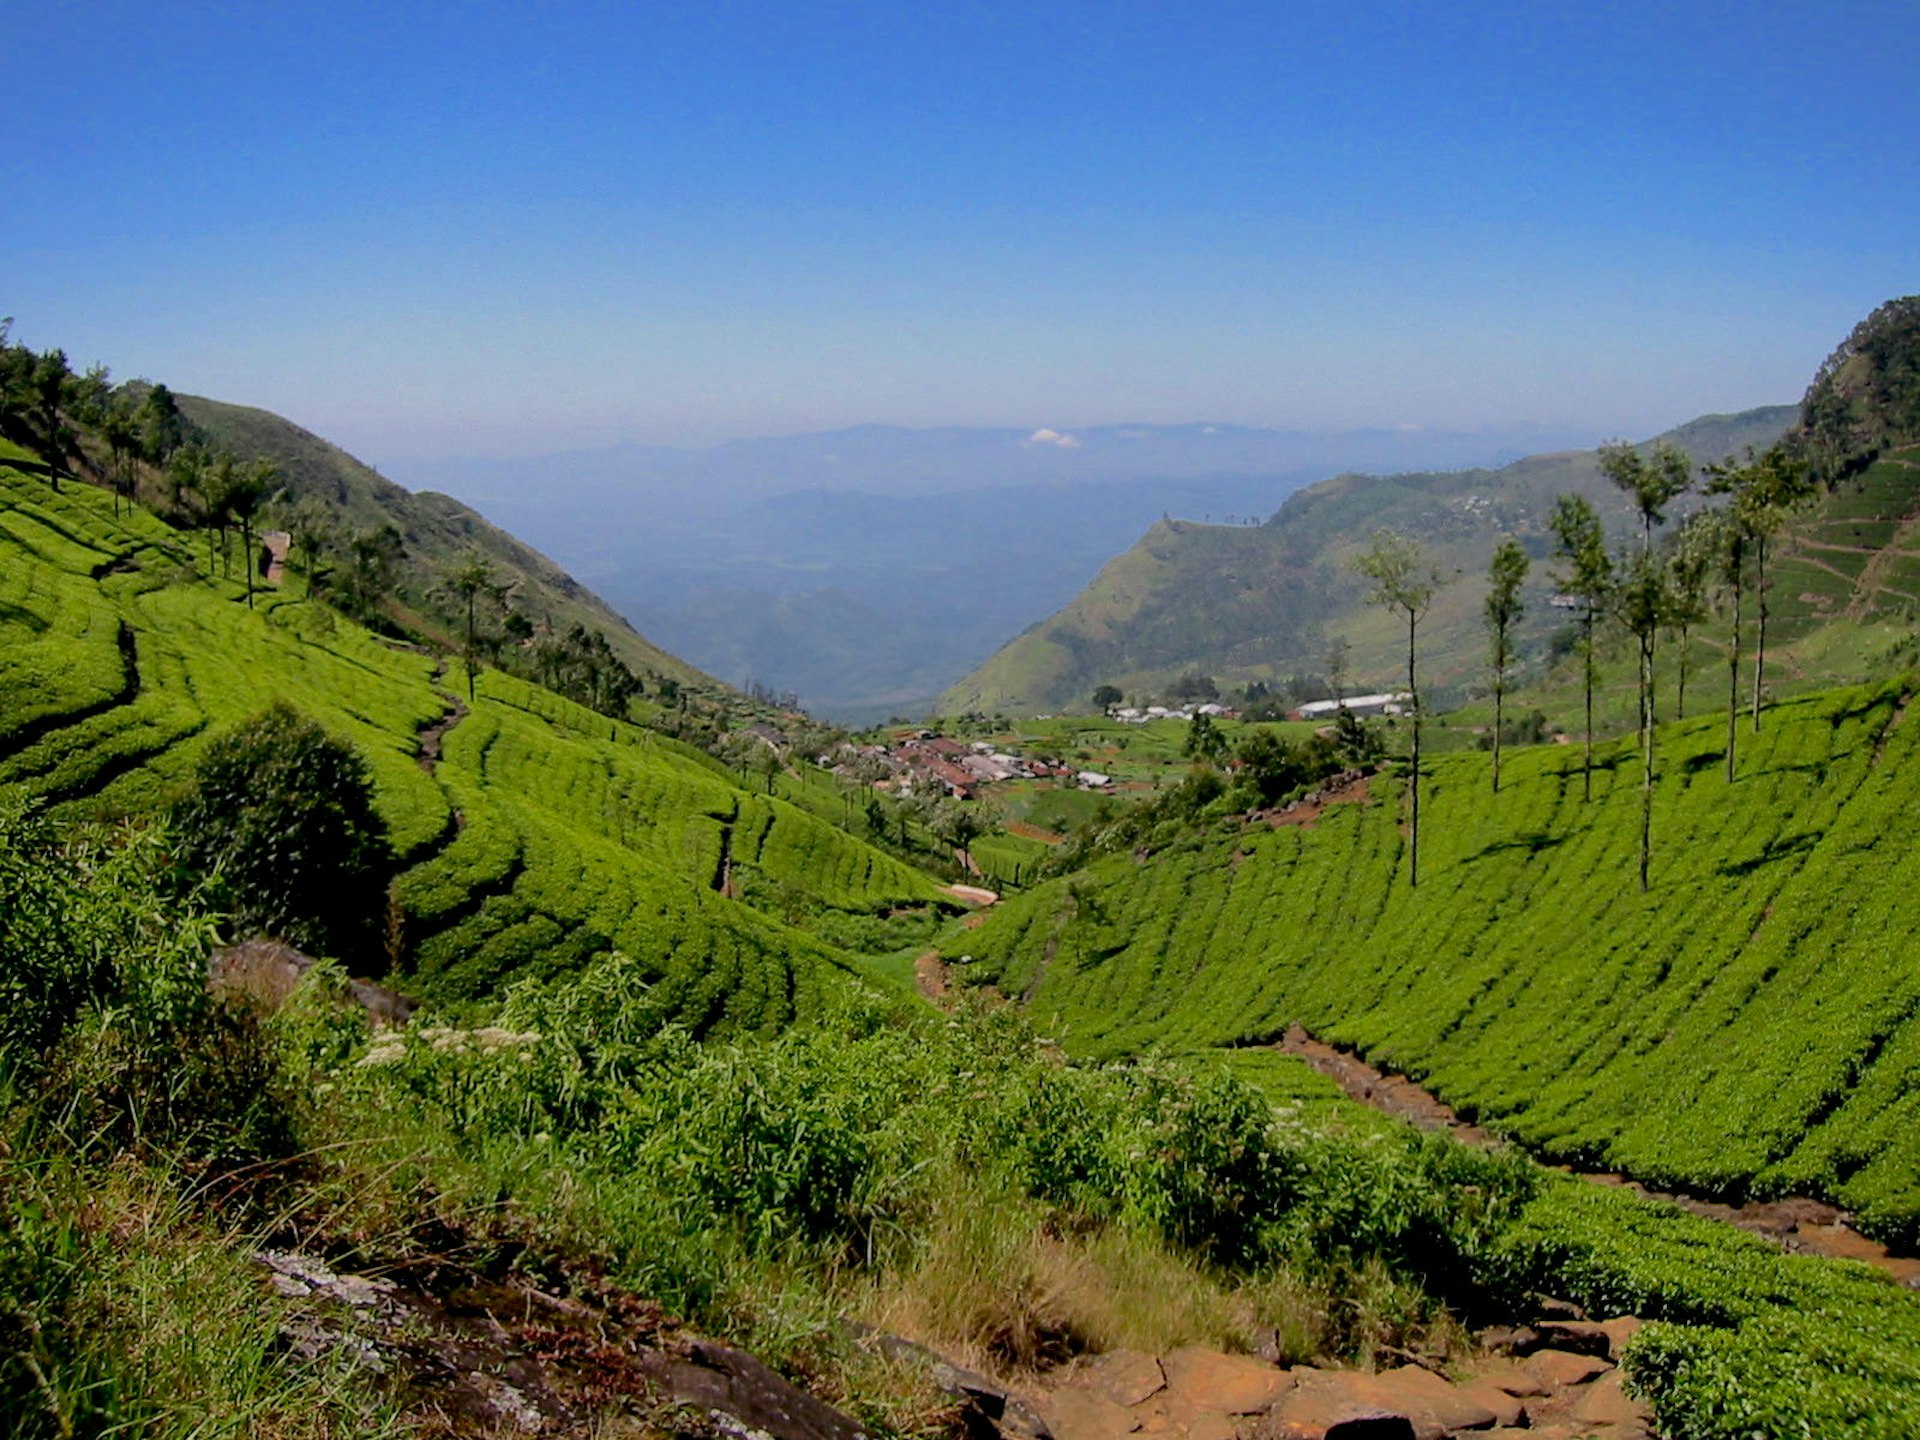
[1025,427,1082,449]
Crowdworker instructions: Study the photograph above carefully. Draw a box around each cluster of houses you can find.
[828,733,1113,801]
[1291,692,1411,721]
[1106,702,1236,724]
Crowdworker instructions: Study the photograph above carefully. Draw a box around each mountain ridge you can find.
[939,406,1798,715]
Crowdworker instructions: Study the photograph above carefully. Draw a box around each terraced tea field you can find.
[0,457,945,1028]
[962,672,1920,1243]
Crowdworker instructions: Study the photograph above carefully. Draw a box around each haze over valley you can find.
[401,419,1610,718]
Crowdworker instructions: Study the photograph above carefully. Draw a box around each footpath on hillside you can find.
[1278,1024,1920,1286]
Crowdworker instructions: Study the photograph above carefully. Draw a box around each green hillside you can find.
[170,390,713,690]
[941,406,1794,715]
[0,439,947,1024]
[958,675,1920,1238]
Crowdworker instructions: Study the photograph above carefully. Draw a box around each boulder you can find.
[1464,1360,1548,1399]
[1367,1367,1499,1435]
[1033,1386,1140,1440]
[1571,1372,1652,1436]
[1470,1326,1539,1356]
[1596,1317,1644,1362]
[1534,1321,1611,1358]
[1451,1381,1526,1429]
[1073,1350,1168,1407]
[1273,1371,1428,1440]
[645,1340,870,1440]
[1523,1349,1611,1389]
[1161,1348,1294,1414]
[1267,1374,1418,1440]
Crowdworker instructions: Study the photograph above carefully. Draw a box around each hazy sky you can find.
[4,1,1914,463]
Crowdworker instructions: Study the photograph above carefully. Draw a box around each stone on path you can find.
[1129,1387,1240,1440]
[1596,1316,1643,1361]
[1266,1373,1418,1439]
[1452,1380,1526,1429]
[1571,1371,1653,1437]
[1072,1349,1167,1407]
[1034,1385,1140,1440]
[1534,1321,1611,1357]
[1271,1367,1491,1440]
[1161,1347,1294,1414]
[1464,1359,1548,1398]
[1523,1348,1611,1388]
[1369,1364,1500,1434]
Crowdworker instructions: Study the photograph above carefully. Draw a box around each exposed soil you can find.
[915,950,950,1003]
[1278,1025,1920,1286]
[260,529,291,585]
[1259,772,1370,830]
[1005,820,1064,844]
[416,666,470,775]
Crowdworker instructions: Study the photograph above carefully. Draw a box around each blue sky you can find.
[3,1,1915,462]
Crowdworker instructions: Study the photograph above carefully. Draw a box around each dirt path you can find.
[260,530,290,585]
[1872,685,1914,767]
[914,950,949,1003]
[1844,479,1920,619]
[416,661,469,775]
[1277,1024,1920,1286]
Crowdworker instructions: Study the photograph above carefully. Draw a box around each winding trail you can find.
[1277,1024,1920,1286]
[415,661,469,776]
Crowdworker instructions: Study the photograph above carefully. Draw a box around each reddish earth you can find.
[1278,1025,1920,1286]
[1007,820,1065,844]
[1261,774,1370,831]
[261,529,291,585]
[915,950,950,1003]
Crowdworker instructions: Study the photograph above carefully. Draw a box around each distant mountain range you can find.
[939,407,1800,716]
[396,421,1607,720]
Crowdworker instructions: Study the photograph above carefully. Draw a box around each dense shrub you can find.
[0,792,215,1065]
[169,701,393,964]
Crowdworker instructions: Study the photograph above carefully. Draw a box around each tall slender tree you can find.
[1548,495,1613,801]
[1666,512,1716,722]
[446,554,501,702]
[1738,445,1812,732]
[1350,529,1448,887]
[1484,537,1529,794]
[205,451,242,577]
[1613,546,1669,893]
[224,459,274,610]
[100,403,139,517]
[30,350,73,490]
[1712,504,1751,781]
[280,494,337,598]
[1599,440,1691,889]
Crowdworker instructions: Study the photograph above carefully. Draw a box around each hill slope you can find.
[941,406,1795,715]
[171,392,714,690]
[958,676,1920,1241]
[0,440,948,1022]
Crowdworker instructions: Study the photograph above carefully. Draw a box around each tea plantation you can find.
[12,438,1920,1436]
[0,453,946,1029]
[964,678,1920,1230]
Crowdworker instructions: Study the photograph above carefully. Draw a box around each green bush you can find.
[0,792,215,1065]
[169,701,393,964]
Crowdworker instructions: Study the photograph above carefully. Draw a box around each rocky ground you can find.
[260,1233,1652,1440]
[1012,1314,1650,1440]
